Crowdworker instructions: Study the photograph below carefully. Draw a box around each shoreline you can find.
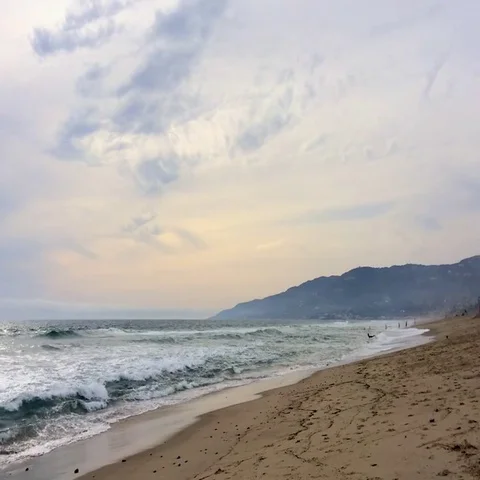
[4,322,432,480]
[74,314,480,480]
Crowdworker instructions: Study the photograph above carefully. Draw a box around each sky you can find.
[1,0,480,319]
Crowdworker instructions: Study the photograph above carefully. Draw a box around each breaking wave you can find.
[36,329,80,339]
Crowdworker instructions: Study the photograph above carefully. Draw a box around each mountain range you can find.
[214,256,480,320]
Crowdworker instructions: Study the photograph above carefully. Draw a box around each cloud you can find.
[113,89,199,135]
[236,112,292,153]
[49,0,228,202]
[31,22,117,57]
[150,0,226,41]
[51,109,100,160]
[121,215,206,253]
[234,79,297,154]
[134,157,181,194]
[415,215,442,232]
[112,97,161,134]
[293,202,395,225]
[422,53,448,101]
[111,0,228,135]
[31,0,133,56]
[171,227,207,249]
[370,2,443,36]
[112,0,227,138]
[76,63,110,97]
[67,243,98,260]
[123,211,157,233]
[119,50,196,95]
[302,135,328,153]
[119,0,227,96]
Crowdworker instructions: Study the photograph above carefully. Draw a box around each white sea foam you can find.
[343,327,430,362]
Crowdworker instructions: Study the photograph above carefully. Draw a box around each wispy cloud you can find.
[123,212,157,233]
[370,2,443,36]
[115,0,228,132]
[119,0,227,97]
[76,63,110,97]
[133,157,181,195]
[121,215,206,253]
[236,112,292,154]
[292,202,395,225]
[302,134,328,153]
[422,53,449,101]
[31,0,133,56]
[51,109,100,160]
[171,227,207,249]
[415,215,442,232]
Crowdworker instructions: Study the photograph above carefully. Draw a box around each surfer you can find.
[367,333,375,339]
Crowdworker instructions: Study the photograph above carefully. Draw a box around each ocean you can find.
[0,318,428,468]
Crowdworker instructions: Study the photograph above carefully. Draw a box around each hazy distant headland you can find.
[214,256,480,320]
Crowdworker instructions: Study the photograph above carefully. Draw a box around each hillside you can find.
[214,256,480,320]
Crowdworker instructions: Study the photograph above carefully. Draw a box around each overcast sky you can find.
[1,0,479,318]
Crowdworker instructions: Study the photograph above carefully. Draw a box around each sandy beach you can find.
[67,316,480,480]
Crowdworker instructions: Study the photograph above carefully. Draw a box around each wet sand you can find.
[67,316,480,480]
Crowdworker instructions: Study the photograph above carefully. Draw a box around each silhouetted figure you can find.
[367,333,375,339]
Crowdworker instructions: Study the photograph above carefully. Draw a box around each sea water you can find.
[0,318,428,467]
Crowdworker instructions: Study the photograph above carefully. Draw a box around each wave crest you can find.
[37,329,79,339]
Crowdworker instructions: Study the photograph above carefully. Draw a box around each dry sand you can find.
[77,317,480,480]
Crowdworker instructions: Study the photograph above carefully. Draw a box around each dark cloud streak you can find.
[31,0,134,56]
[51,110,99,160]
[76,64,110,97]
[172,227,207,249]
[370,2,443,36]
[134,157,180,195]
[290,201,395,225]
[32,22,117,57]
[118,0,227,97]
